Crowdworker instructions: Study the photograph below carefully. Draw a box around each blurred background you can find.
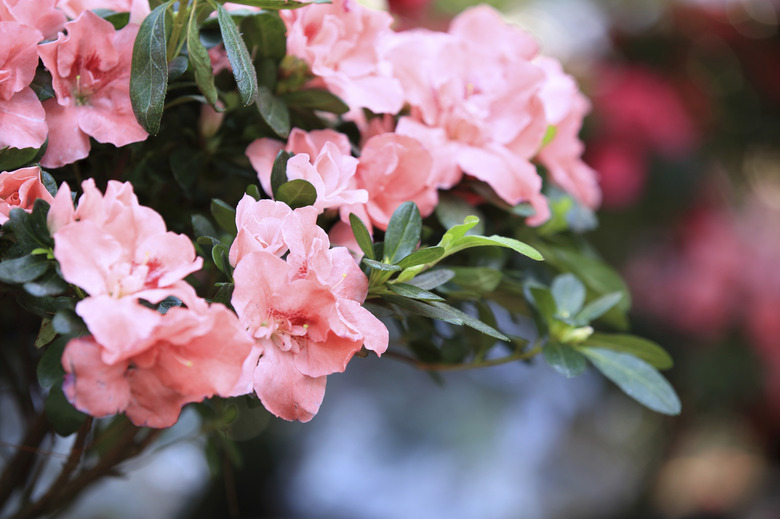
[42,0,780,517]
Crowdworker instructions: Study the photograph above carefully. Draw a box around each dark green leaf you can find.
[240,12,287,60]
[187,11,218,106]
[157,296,183,314]
[52,309,87,338]
[406,269,455,290]
[270,149,292,197]
[396,247,444,269]
[192,214,218,239]
[257,86,290,138]
[45,383,88,436]
[435,194,485,235]
[167,55,189,80]
[279,89,349,114]
[218,0,328,9]
[130,1,172,134]
[96,9,131,29]
[210,198,238,236]
[543,342,587,378]
[551,273,586,318]
[581,347,681,415]
[0,145,41,171]
[580,333,674,370]
[429,301,509,341]
[23,269,68,297]
[37,337,68,388]
[217,3,258,106]
[275,179,316,209]
[5,200,53,251]
[212,282,234,306]
[384,294,464,325]
[349,213,374,260]
[170,149,204,190]
[40,170,58,198]
[575,292,623,324]
[0,255,48,284]
[212,243,232,277]
[246,184,262,201]
[34,317,56,348]
[30,67,55,101]
[447,266,503,293]
[387,283,443,301]
[384,201,421,264]
[448,235,543,261]
[362,258,401,272]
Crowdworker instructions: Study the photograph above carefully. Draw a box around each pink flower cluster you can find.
[230,196,388,421]
[0,2,148,168]
[0,166,53,224]
[254,2,600,228]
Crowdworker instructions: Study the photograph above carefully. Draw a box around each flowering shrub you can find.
[0,1,681,516]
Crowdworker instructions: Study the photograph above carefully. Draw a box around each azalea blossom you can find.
[246,128,367,214]
[0,166,54,224]
[281,0,404,115]
[231,196,388,422]
[37,11,147,168]
[62,294,255,428]
[0,21,47,151]
[0,0,65,39]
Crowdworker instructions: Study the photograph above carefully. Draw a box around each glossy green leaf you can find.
[6,201,53,251]
[34,318,56,348]
[130,1,173,134]
[257,86,290,138]
[275,179,317,209]
[0,255,48,284]
[167,55,188,80]
[581,347,681,415]
[280,89,349,114]
[387,283,443,301]
[543,342,587,378]
[405,269,455,290]
[447,235,543,261]
[37,337,68,388]
[24,269,68,297]
[363,258,401,272]
[439,215,480,247]
[447,266,503,293]
[240,12,287,61]
[210,198,238,236]
[40,169,57,197]
[384,295,463,325]
[270,150,292,197]
[212,243,231,277]
[187,9,218,106]
[580,333,674,370]
[384,201,421,264]
[396,246,444,269]
[349,213,374,260]
[551,273,586,317]
[220,0,329,8]
[52,309,87,338]
[575,292,624,324]
[216,3,258,106]
[0,145,40,171]
[246,184,262,201]
[192,214,218,239]
[526,285,557,325]
[30,68,55,101]
[429,301,509,341]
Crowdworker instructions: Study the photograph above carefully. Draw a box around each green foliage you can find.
[275,179,317,209]
[215,3,258,106]
[383,201,422,264]
[543,342,588,378]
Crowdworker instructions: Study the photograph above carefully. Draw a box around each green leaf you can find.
[575,292,623,324]
[192,214,218,239]
[130,1,173,134]
[275,179,316,209]
[187,9,218,106]
[170,149,204,191]
[543,342,587,378]
[37,337,68,387]
[439,215,480,247]
[0,255,49,284]
[405,269,455,290]
[580,347,681,415]
[212,282,234,306]
[551,273,586,317]
[257,86,290,138]
[383,201,421,264]
[396,246,444,269]
[240,12,287,61]
[387,283,443,301]
[526,285,557,324]
[246,184,262,201]
[447,235,543,261]
[219,0,328,9]
[167,55,189,80]
[216,3,258,106]
[96,9,131,29]
[580,333,674,370]
[349,213,374,260]
[0,145,41,171]
[435,194,485,235]
[34,317,56,348]
[384,294,464,325]
[429,301,509,341]
[52,309,87,338]
[210,198,238,236]
[24,269,68,297]
[362,258,401,272]
[279,89,349,114]
[447,266,503,294]
[40,169,58,198]
[30,67,55,101]
[45,383,88,437]
[270,149,292,197]
[212,243,232,277]
[5,200,53,251]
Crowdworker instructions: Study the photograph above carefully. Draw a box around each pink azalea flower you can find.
[232,249,388,422]
[56,0,150,24]
[0,0,65,39]
[37,11,147,168]
[385,6,551,224]
[49,179,202,302]
[282,0,404,115]
[535,57,601,210]
[62,297,255,428]
[0,166,54,224]
[0,22,47,150]
[229,195,295,266]
[246,128,367,213]
[346,132,438,231]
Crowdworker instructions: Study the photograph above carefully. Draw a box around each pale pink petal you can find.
[0,88,47,151]
[40,99,90,168]
[336,298,388,355]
